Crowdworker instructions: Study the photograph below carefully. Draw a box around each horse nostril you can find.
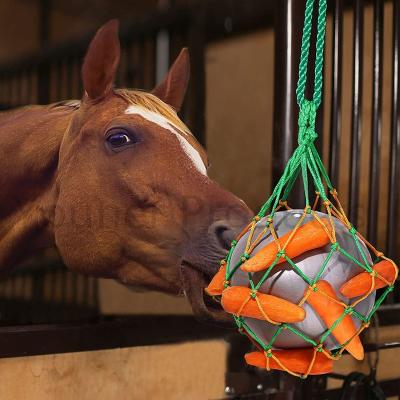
[214,224,235,251]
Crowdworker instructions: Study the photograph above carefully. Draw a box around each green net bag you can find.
[205,0,398,378]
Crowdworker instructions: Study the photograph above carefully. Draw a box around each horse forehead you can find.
[124,105,207,176]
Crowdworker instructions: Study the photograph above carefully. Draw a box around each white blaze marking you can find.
[125,105,207,175]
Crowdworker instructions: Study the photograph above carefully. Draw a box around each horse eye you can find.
[107,132,132,148]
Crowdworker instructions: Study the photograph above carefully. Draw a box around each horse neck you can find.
[0,105,73,270]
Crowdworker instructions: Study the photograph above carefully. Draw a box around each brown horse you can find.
[0,20,252,321]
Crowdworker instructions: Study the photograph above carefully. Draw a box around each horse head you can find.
[55,20,253,322]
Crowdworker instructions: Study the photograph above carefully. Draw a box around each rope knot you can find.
[250,290,258,299]
[277,249,286,258]
[315,344,323,352]
[265,349,273,358]
[331,242,339,251]
[345,306,353,315]
[298,99,318,147]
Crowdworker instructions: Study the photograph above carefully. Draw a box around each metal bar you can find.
[137,39,146,88]
[387,0,400,262]
[66,58,73,99]
[367,0,384,244]
[72,272,78,305]
[15,71,22,106]
[272,0,304,207]
[92,278,98,309]
[82,275,89,307]
[349,0,364,225]
[186,10,206,145]
[27,67,33,104]
[55,61,63,100]
[39,0,51,45]
[204,0,274,42]
[5,73,12,105]
[37,64,50,104]
[329,0,343,187]
[124,41,134,87]
[0,316,229,359]
[314,377,400,399]
[365,341,400,352]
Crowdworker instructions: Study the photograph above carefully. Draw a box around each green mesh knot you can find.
[241,253,250,261]
[277,249,286,258]
[331,242,339,251]
[345,307,353,315]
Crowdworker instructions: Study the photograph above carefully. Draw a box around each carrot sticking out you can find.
[241,218,332,273]
[340,260,397,298]
[245,349,333,375]
[221,286,306,323]
[305,280,364,361]
[204,263,227,296]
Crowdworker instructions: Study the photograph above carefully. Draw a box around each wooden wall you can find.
[0,341,227,400]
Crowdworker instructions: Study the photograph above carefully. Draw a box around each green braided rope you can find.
[296,0,327,108]
[296,0,315,106]
[312,0,327,107]
[222,0,396,374]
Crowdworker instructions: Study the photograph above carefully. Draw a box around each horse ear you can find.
[152,48,190,111]
[82,19,120,101]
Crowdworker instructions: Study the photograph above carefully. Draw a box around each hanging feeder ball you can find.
[205,0,398,378]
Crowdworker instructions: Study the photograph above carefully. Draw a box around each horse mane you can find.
[115,89,192,135]
[49,89,192,136]
[49,99,81,110]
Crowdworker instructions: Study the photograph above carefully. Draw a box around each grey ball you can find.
[229,210,375,350]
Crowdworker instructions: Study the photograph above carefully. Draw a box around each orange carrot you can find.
[245,349,333,375]
[305,280,364,360]
[205,263,227,296]
[221,286,305,323]
[241,218,332,272]
[340,260,397,298]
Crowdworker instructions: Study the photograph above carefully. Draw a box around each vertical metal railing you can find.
[273,0,399,306]
[349,0,364,226]
[387,0,400,261]
[272,0,304,208]
[367,0,384,245]
[328,0,343,187]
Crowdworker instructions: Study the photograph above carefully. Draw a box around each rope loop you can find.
[296,0,327,108]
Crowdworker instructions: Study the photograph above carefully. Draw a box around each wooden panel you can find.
[99,279,192,315]
[0,340,227,400]
[205,30,275,212]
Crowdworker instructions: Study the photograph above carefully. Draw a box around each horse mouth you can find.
[180,261,232,325]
